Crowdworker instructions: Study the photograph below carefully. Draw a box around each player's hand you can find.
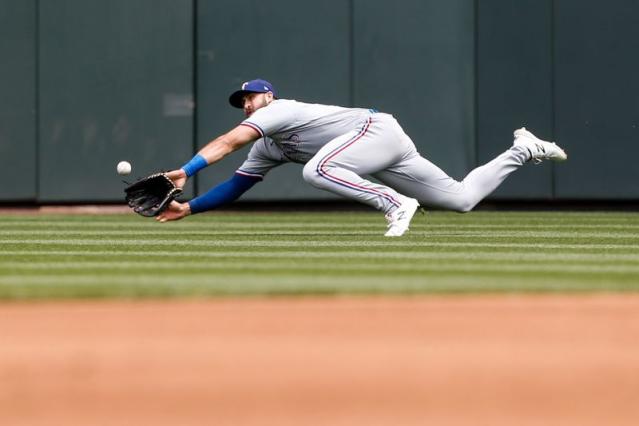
[156,200,191,223]
[166,169,188,190]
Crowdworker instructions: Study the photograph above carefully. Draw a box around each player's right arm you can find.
[172,99,292,187]
[167,125,260,187]
[196,125,260,166]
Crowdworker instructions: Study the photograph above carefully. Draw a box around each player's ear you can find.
[265,91,274,103]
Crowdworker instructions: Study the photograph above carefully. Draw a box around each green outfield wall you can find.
[1,0,637,203]
[0,0,37,200]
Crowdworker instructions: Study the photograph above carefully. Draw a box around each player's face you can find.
[243,92,273,117]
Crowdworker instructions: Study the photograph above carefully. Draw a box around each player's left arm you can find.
[156,172,260,222]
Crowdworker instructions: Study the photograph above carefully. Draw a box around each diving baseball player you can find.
[157,79,567,236]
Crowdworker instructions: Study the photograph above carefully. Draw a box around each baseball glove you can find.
[124,173,183,217]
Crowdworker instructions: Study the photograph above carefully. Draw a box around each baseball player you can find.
[157,79,567,236]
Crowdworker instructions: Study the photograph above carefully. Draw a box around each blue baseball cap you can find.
[229,79,277,108]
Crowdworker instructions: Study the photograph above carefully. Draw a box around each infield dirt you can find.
[2,295,639,425]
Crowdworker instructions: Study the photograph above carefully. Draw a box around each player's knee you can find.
[302,161,323,187]
[442,197,475,213]
[452,200,475,213]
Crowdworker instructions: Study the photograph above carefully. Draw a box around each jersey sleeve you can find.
[236,137,287,179]
[240,101,297,138]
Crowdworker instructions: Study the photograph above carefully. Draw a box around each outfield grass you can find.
[1,210,638,299]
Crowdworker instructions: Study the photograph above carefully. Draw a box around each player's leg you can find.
[373,147,529,212]
[373,127,565,212]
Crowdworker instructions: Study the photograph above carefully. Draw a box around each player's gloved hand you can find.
[124,173,183,217]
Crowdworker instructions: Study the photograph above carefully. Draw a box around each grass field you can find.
[1,210,638,299]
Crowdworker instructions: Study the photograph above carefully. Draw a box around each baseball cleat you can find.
[384,197,420,237]
[513,127,567,164]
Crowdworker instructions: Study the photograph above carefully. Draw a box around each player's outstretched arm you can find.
[180,125,260,179]
[201,125,260,162]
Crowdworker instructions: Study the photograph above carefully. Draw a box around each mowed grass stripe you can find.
[6,223,639,230]
[3,250,639,262]
[1,211,638,225]
[4,260,639,275]
[2,229,639,239]
[3,245,636,256]
[2,239,638,250]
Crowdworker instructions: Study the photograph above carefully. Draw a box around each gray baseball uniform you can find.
[236,99,529,213]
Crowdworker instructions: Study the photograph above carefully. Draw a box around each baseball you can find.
[117,161,132,175]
